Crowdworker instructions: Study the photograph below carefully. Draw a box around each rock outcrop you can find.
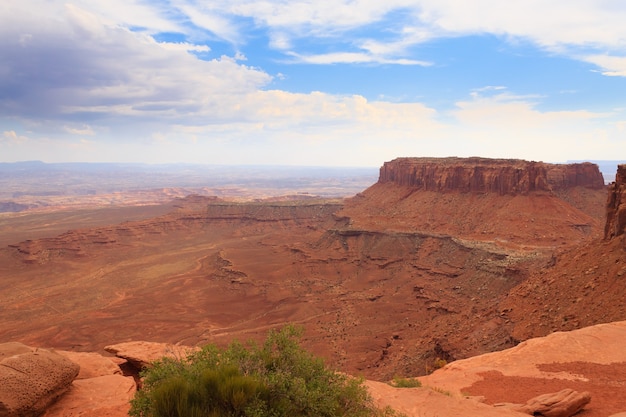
[378,157,604,195]
[0,344,79,417]
[605,164,626,240]
[413,321,626,417]
[43,375,136,417]
[43,352,135,417]
[56,351,123,380]
[104,341,198,370]
[367,321,626,417]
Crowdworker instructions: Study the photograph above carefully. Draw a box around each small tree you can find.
[130,325,402,417]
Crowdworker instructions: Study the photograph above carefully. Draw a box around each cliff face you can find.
[605,164,626,240]
[378,157,605,195]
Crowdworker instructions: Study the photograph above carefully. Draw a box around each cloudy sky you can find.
[1,1,625,166]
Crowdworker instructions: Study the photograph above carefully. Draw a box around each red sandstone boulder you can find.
[0,346,79,417]
[504,389,591,417]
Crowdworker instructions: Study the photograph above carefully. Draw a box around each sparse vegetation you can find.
[433,357,447,369]
[388,376,422,388]
[130,325,403,417]
[428,386,451,396]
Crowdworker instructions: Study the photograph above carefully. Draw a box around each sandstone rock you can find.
[504,389,591,417]
[419,320,626,396]
[378,157,604,195]
[42,374,136,417]
[413,321,626,417]
[104,341,197,370]
[365,380,527,417]
[605,164,626,240]
[0,348,80,417]
[56,351,122,380]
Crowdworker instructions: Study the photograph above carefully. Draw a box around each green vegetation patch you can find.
[130,325,402,417]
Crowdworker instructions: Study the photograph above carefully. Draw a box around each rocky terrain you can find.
[374,320,626,417]
[3,321,625,416]
[1,157,625,416]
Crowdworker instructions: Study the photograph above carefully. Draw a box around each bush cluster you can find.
[130,325,401,417]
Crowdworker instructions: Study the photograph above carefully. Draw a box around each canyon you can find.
[1,157,625,416]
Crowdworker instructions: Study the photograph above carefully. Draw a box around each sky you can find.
[1,1,626,167]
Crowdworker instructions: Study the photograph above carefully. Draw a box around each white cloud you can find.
[286,51,431,66]
[228,0,413,32]
[158,42,211,53]
[0,3,271,122]
[8,1,626,70]
[583,54,626,77]
[162,1,626,70]
[176,2,241,44]
[448,91,622,161]
[268,31,292,50]
[63,125,95,136]
[454,93,602,130]
[2,130,28,144]
[472,86,507,93]
[412,0,626,48]
[71,0,183,34]
[220,1,626,72]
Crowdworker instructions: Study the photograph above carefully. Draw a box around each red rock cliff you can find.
[378,157,604,195]
[605,164,626,240]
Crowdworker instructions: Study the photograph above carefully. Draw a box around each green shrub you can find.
[388,376,422,388]
[147,366,268,417]
[130,325,403,417]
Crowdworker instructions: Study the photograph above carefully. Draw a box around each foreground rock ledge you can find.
[0,343,79,417]
[104,341,199,370]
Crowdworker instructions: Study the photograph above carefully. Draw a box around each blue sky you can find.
[1,0,625,167]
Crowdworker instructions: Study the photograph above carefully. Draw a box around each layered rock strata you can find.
[378,157,604,195]
[605,164,626,240]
